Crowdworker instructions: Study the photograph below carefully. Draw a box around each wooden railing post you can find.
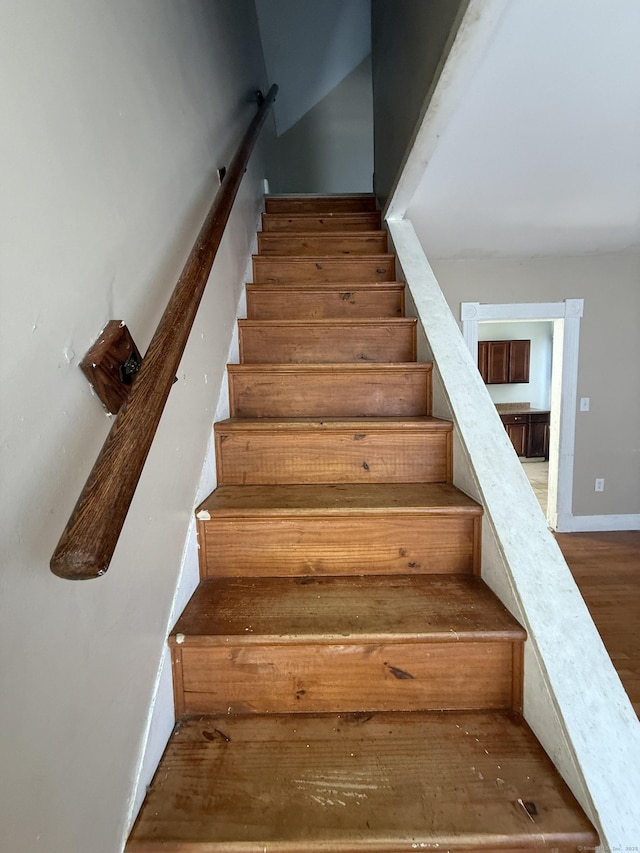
[50,85,277,580]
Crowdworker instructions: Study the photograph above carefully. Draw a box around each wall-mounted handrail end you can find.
[50,548,107,581]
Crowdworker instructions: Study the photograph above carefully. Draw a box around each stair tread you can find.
[265,193,378,214]
[172,575,525,643]
[246,281,405,289]
[238,318,415,327]
[257,232,388,257]
[259,230,389,239]
[262,212,382,231]
[253,252,395,262]
[215,416,449,430]
[128,710,598,851]
[196,482,481,516]
[228,362,430,373]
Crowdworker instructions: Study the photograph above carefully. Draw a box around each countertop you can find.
[495,403,550,415]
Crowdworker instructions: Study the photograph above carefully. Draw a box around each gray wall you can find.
[0,2,271,850]
[267,56,374,193]
[430,253,640,518]
[255,0,371,135]
[371,0,470,204]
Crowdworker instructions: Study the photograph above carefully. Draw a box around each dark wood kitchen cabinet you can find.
[500,414,528,457]
[527,413,550,458]
[499,410,550,459]
[478,340,530,384]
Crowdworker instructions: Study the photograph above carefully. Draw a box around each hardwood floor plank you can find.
[556,530,640,715]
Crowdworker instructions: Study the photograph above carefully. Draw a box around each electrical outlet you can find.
[580,397,590,411]
[595,478,605,492]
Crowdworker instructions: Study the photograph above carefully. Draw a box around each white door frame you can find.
[461,299,584,531]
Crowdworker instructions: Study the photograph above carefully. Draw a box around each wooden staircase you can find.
[127,195,598,852]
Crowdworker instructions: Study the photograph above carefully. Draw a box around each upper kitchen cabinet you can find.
[478,339,530,384]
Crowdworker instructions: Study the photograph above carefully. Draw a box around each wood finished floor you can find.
[556,530,640,716]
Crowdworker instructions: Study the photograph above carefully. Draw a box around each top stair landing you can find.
[265,194,378,214]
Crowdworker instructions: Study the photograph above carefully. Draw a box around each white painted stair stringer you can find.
[388,216,640,850]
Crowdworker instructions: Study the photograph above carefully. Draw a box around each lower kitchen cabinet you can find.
[499,411,549,459]
[505,420,527,456]
[527,414,550,458]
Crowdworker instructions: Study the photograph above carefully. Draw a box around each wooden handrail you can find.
[51,85,278,580]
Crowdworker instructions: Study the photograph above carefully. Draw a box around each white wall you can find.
[478,320,553,409]
[255,0,371,135]
[428,253,640,519]
[371,0,470,204]
[405,0,640,258]
[0,2,271,851]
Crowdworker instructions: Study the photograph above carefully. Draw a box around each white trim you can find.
[461,299,583,530]
[461,300,582,321]
[384,0,510,219]
[557,513,640,533]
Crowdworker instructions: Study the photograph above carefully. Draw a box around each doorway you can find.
[461,299,584,531]
[477,319,553,513]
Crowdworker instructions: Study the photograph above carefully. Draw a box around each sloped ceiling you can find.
[255,0,371,135]
[406,0,640,258]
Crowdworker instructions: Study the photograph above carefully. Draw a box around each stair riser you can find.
[239,320,416,364]
[257,232,388,256]
[246,284,405,319]
[173,641,522,716]
[265,195,378,214]
[262,211,382,232]
[197,514,481,578]
[253,256,395,283]
[215,428,451,485]
[228,367,432,418]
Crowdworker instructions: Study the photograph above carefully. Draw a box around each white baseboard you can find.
[556,513,640,532]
